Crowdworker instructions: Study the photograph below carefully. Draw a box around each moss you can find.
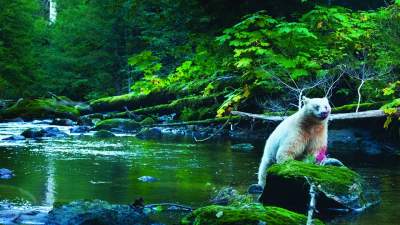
[93,130,116,138]
[94,118,141,131]
[89,90,176,113]
[267,161,361,195]
[0,98,80,120]
[140,117,156,125]
[133,93,225,116]
[181,204,324,225]
[332,102,386,113]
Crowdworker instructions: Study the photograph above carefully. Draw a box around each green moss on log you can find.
[267,161,361,195]
[0,98,80,120]
[332,102,385,113]
[181,204,324,225]
[89,90,176,113]
[133,93,224,116]
[94,118,141,131]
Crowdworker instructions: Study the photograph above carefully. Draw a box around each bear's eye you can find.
[314,105,320,110]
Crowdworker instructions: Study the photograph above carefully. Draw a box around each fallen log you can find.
[231,109,396,122]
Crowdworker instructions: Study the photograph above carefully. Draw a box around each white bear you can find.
[257,96,331,187]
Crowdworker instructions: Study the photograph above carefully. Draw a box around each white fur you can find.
[257,97,331,187]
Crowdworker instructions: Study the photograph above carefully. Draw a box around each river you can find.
[0,121,399,224]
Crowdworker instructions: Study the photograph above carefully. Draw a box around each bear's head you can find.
[302,96,331,121]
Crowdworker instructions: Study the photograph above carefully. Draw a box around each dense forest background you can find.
[0,0,399,120]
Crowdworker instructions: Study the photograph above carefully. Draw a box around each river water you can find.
[0,122,399,224]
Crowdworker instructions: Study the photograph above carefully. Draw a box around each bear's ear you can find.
[302,96,310,105]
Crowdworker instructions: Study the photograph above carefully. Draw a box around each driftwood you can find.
[231,109,396,122]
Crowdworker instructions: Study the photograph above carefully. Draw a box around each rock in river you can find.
[259,160,371,217]
[137,176,158,182]
[21,127,68,138]
[47,200,152,225]
[51,118,76,126]
[0,168,14,179]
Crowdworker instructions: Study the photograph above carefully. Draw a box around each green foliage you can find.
[381,81,400,128]
[0,0,45,98]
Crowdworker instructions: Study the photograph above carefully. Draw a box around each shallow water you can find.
[0,122,399,224]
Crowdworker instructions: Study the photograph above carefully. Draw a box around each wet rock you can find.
[158,113,176,123]
[70,126,91,133]
[137,176,158,182]
[2,135,26,141]
[21,128,46,138]
[0,168,14,179]
[231,143,254,151]
[93,130,116,138]
[181,203,324,225]
[259,160,370,217]
[47,200,152,225]
[51,118,75,126]
[136,128,162,139]
[21,127,68,138]
[211,187,252,206]
[43,127,68,137]
[94,118,141,132]
[77,115,95,126]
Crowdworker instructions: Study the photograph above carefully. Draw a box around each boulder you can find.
[21,127,68,138]
[47,200,151,225]
[210,187,252,206]
[51,118,75,126]
[0,168,14,179]
[181,203,324,225]
[93,130,116,138]
[259,161,370,217]
[21,128,46,138]
[94,119,141,132]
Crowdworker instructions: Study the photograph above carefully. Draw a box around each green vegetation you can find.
[0,0,399,123]
[181,204,324,225]
[267,160,362,195]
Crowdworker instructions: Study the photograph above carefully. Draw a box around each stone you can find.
[93,130,116,138]
[259,160,371,217]
[47,200,151,225]
[0,168,14,179]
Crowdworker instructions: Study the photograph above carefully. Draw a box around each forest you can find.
[0,0,399,225]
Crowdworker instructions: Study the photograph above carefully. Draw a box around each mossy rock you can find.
[140,117,156,126]
[93,130,116,138]
[260,161,368,217]
[0,98,80,120]
[181,204,324,225]
[93,118,141,132]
